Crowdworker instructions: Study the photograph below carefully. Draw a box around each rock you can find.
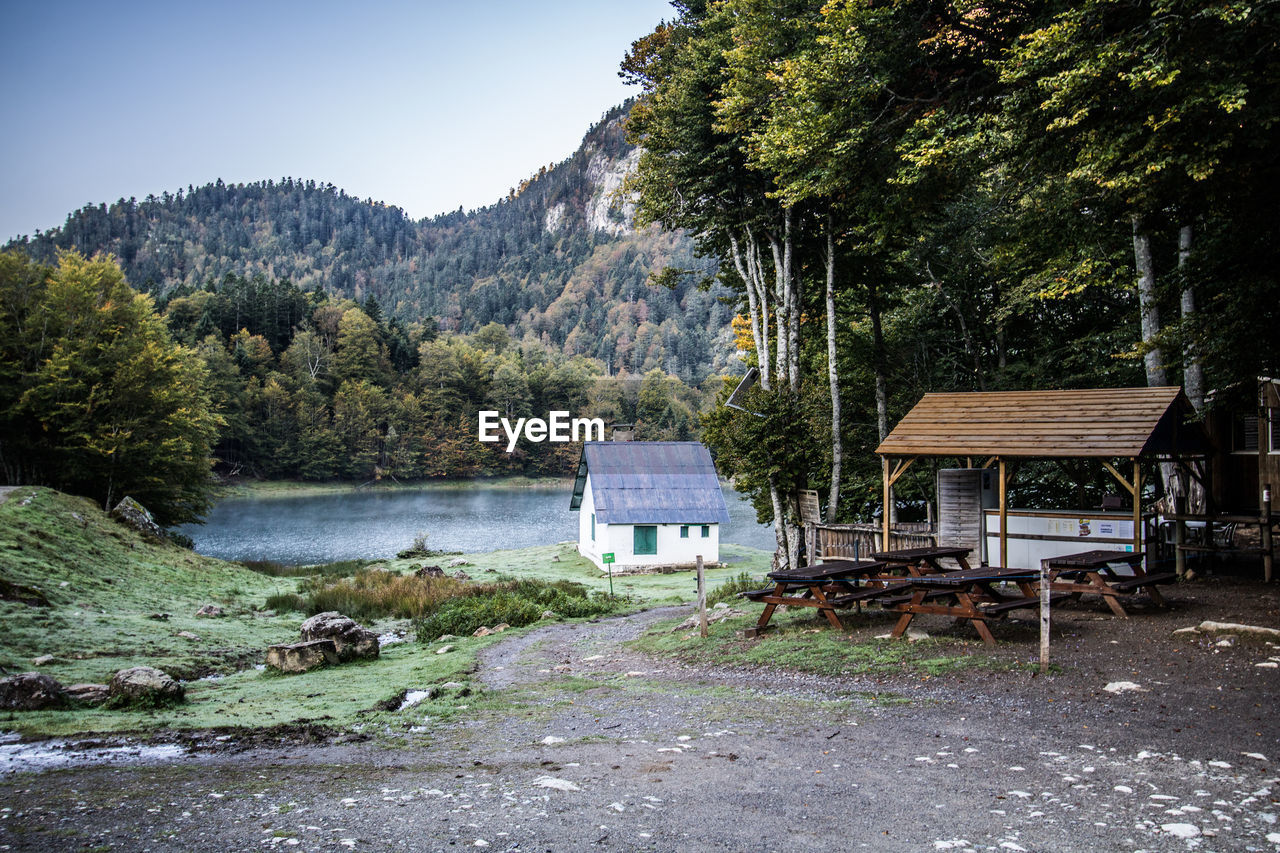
[447,558,471,568]
[147,612,171,621]
[415,565,445,578]
[452,570,471,580]
[473,626,493,637]
[108,666,184,706]
[299,612,380,661]
[492,623,510,632]
[1103,681,1147,693]
[905,628,930,641]
[31,655,55,666]
[541,610,557,620]
[265,639,340,673]
[64,683,110,706]
[176,631,201,641]
[195,604,224,618]
[1198,620,1280,639]
[435,644,455,655]
[533,776,580,792]
[0,672,67,710]
[436,634,458,642]
[109,496,166,541]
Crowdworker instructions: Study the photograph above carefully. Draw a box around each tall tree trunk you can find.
[728,231,769,390]
[868,282,894,522]
[768,474,790,571]
[1178,224,1204,410]
[1178,223,1207,513]
[1132,214,1167,387]
[784,209,800,392]
[768,231,789,391]
[824,218,842,523]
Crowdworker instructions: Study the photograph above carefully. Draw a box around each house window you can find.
[701,525,710,538]
[680,525,689,538]
[1271,410,1280,453]
[1235,415,1260,452]
[590,513,595,541]
[633,525,657,556]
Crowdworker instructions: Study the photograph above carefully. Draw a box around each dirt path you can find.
[3,595,1280,851]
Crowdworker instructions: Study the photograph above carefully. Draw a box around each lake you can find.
[181,481,775,564]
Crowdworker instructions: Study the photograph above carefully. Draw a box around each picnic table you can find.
[740,559,891,635]
[1041,549,1173,617]
[869,545,973,576]
[881,566,1044,646]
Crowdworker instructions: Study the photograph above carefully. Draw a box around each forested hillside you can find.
[8,103,736,384]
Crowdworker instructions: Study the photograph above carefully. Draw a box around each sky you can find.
[0,0,674,242]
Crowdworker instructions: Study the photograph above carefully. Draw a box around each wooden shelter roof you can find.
[876,387,1208,459]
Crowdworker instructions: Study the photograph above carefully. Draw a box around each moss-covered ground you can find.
[0,486,771,738]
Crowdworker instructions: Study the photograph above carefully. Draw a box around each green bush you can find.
[265,592,307,612]
[414,578,621,641]
[706,571,766,607]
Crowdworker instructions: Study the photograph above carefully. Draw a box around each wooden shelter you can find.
[876,387,1209,567]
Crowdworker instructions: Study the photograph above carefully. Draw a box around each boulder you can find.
[108,666,184,707]
[31,654,55,666]
[64,683,110,706]
[473,626,493,637]
[265,639,339,673]
[452,570,471,580]
[299,612,380,661]
[0,672,67,711]
[415,565,445,578]
[195,604,224,618]
[109,496,166,541]
[447,558,471,568]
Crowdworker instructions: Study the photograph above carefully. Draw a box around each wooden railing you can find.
[808,522,937,562]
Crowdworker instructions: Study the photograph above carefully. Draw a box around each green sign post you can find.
[601,553,615,597]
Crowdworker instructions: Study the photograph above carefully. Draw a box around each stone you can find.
[435,644,455,655]
[0,672,67,711]
[299,612,380,661]
[176,631,200,641]
[64,683,110,706]
[448,558,471,568]
[415,565,445,578]
[473,626,493,637]
[541,610,557,620]
[436,634,458,642]
[109,496,166,541]
[491,623,510,632]
[195,604,224,618]
[452,570,471,580]
[1198,620,1280,639]
[31,655,55,666]
[265,639,340,673]
[108,666,184,706]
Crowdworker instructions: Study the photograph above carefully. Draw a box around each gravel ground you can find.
[2,574,1279,852]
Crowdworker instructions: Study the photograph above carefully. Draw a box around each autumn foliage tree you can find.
[0,250,221,525]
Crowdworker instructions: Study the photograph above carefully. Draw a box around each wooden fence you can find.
[807,522,937,562]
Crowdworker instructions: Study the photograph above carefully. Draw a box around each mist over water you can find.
[182,482,774,565]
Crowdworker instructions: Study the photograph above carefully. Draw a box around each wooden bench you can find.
[1109,572,1176,593]
[981,592,1071,616]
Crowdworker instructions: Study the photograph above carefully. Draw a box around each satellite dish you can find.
[725,367,765,417]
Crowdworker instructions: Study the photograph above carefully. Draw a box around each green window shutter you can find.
[590,513,595,541]
[680,525,689,538]
[634,525,657,556]
[701,525,710,538]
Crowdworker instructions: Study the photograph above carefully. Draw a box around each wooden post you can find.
[1174,493,1187,579]
[1039,557,1050,675]
[1263,484,1273,583]
[1132,458,1143,555]
[998,458,1008,568]
[882,456,891,553]
[696,555,708,637]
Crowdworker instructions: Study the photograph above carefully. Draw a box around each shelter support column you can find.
[998,458,1008,568]
[1133,459,1142,555]
[882,456,890,552]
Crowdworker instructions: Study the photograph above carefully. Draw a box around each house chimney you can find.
[611,423,635,442]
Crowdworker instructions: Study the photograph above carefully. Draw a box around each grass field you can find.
[0,486,770,738]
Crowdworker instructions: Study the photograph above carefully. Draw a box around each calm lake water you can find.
[181,481,775,565]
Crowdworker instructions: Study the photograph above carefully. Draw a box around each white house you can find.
[570,441,730,571]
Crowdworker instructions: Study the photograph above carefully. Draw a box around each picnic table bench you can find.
[1041,550,1172,617]
[870,545,973,576]
[740,559,890,636]
[881,566,1050,646]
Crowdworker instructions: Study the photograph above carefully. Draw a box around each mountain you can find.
[8,102,738,382]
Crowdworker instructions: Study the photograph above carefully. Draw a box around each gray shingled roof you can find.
[570,441,730,525]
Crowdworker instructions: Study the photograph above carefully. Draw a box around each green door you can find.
[633,525,658,556]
